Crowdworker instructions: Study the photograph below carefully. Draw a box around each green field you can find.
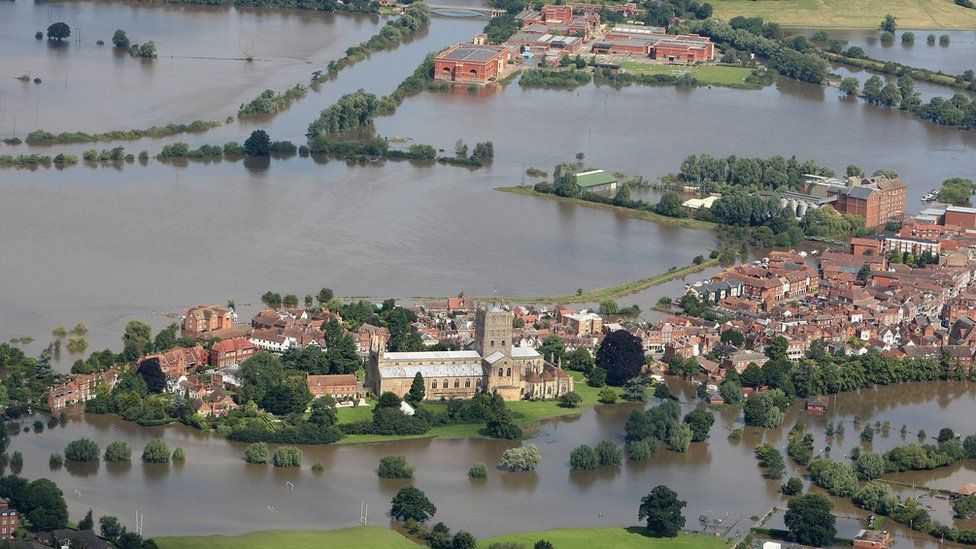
[711,0,976,29]
[620,62,754,86]
[156,526,420,549]
[481,528,729,548]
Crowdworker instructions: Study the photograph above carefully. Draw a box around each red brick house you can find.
[47,369,119,410]
[209,337,257,369]
[140,345,208,379]
[181,304,234,335]
[0,499,19,540]
[307,374,360,401]
[434,43,511,83]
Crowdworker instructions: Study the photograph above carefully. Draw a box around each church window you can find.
[501,340,505,347]
[464,378,471,388]
[498,368,503,376]
[431,380,437,389]
[506,368,511,377]
[454,378,460,388]
[546,386,552,395]
[491,340,495,347]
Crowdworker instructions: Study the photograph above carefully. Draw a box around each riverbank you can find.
[710,0,976,29]
[496,186,718,232]
[155,525,726,548]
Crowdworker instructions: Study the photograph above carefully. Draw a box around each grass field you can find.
[156,526,420,549]
[710,0,976,29]
[480,528,729,548]
[621,61,754,86]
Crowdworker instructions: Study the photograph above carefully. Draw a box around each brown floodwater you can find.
[9,381,976,547]
[2,2,975,363]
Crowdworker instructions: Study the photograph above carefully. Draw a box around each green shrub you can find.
[104,441,132,462]
[468,462,488,479]
[244,442,269,464]
[378,455,413,478]
[142,438,171,463]
[272,446,303,467]
[65,438,100,462]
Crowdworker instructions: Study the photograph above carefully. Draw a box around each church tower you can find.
[475,306,513,358]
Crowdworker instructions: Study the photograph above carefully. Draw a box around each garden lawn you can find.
[710,0,976,29]
[620,62,753,86]
[508,371,612,425]
[480,528,727,548]
[156,526,420,549]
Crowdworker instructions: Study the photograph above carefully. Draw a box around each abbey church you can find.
[366,306,574,401]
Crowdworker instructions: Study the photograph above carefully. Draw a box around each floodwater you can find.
[0,9,975,545]
[9,381,976,547]
[793,28,976,76]
[1,3,976,363]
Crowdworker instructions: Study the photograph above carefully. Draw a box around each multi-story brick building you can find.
[833,177,907,230]
[209,337,257,369]
[434,44,511,83]
[181,304,234,335]
[307,374,361,401]
[139,345,208,379]
[47,369,119,410]
[0,499,19,540]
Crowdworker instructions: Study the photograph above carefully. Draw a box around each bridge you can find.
[426,4,505,16]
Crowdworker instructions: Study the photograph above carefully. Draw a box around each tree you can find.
[629,438,660,461]
[855,451,886,480]
[103,441,132,462]
[669,423,692,452]
[47,22,70,41]
[534,541,554,549]
[390,486,436,522]
[784,493,836,547]
[23,478,68,530]
[137,357,167,393]
[638,485,686,538]
[599,299,619,315]
[138,41,157,58]
[781,477,803,496]
[596,329,645,386]
[558,391,582,408]
[244,442,269,464]
[598,387,618,404]
[78,508,94,531]
[586,367,607,387]
[654,191,686,218]
[954,495,976,518]
[316,287,334,304]
[172,447,186,462]
[123,320,152,357]
[565,348,594,373]
[64,438,100,461]
[243,130,271,157]
[377,391,402,410]
[595,440,622,466]
[880,14,897,32]
[112,29,130,48]
[407,372,425,404]
[141,438,171,463]
[538,336,565,363]
[378,455,413,478]
[468,462,488,479]
[720,329,744,347]
[683,409,715,442]
[100,516,123,542]
[272,446,303,467]
[500,445,541,471]
[570,444,598,470]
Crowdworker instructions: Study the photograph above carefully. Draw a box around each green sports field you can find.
[710,0,976,29]
[619,62,755,86]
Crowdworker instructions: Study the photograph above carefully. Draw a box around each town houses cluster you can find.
[433,3,715,84]
[45,199,976,418]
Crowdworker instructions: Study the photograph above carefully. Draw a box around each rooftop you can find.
[438,44,506,63]
[575,169,617,188]
[378,363,484,379]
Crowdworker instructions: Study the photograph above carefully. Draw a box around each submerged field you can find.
[480,528,729,548]
[710,0,976,28]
